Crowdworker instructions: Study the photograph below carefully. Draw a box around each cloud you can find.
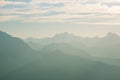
[0,0,120,24]
[0,15,19,22]
[0,0,27,7]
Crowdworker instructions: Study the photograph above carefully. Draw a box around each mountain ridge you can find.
[1,31,120,80]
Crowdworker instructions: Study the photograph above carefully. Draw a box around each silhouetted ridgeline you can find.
[25,32,120,58]
[1,31,120,80]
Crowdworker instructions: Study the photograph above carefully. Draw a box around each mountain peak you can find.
[106,32,119,38]
[54,32,78,38]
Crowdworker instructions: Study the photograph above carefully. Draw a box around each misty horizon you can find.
[1,30,120,39]
[0,0,120,80]
[26,32,120,39]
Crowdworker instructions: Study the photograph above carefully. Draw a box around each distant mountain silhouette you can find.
[107,32,120,38]
[25,32,85,50]
[25,32,120,58]
[86,32,120,58]
[41,43,90,57]
[26,32,120,47]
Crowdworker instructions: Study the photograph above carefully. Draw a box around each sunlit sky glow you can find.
[0,0,120,38]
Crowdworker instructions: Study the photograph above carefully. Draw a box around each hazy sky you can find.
[0,0,120,38]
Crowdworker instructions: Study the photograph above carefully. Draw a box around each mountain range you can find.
[25,32,120,58]
[1,31,120,80]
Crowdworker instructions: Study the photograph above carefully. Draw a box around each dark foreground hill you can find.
[0,31,38,78]
[1,31,120,80]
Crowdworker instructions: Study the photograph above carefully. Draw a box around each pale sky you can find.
[0,0,120,39]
